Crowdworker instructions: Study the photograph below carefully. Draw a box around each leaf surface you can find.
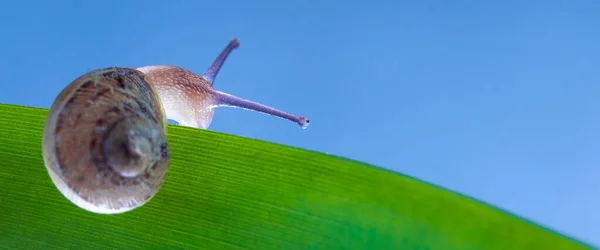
[0,104,593,249]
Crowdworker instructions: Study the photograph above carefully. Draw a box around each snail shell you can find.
[42,67,170,214]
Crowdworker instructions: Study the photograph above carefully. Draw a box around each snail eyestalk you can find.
[211,90,310,129]
[203,38,240,84]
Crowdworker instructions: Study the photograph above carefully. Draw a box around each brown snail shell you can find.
[42,67,170,214]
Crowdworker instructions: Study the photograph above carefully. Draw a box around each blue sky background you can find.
[1,0,598,246]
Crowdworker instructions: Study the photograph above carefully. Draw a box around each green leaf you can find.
[0,103,593,249]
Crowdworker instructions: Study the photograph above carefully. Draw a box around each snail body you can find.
[42,38,309,214]
[136,39,309,130]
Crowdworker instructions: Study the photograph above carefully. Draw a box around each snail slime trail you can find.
[42,38,310,214]
[42,68,170,214]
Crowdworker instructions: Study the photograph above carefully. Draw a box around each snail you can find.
[42,38,309,214]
